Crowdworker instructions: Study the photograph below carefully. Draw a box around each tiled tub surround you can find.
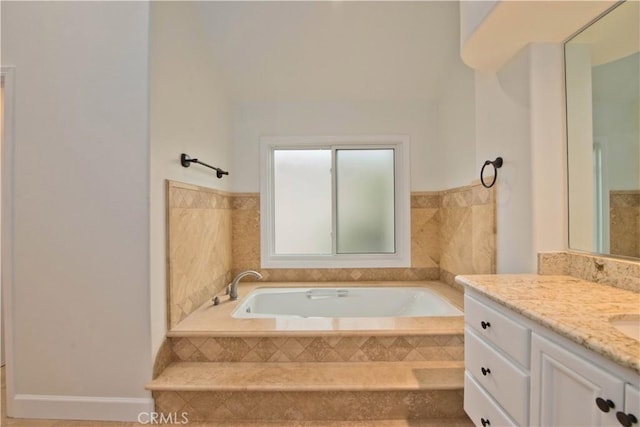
[455,274,640,373]
[167,180,495,330]
[162,281,465,377]
[150,281,471,424]
[538,251,640,293]
[610,190,640,258]
[167,181,233,327]
[161,180,488,424]
[439,184,496,288]
[232,192,442,282]
[232,185,495,285]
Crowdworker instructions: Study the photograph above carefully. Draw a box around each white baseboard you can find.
[10,393,155,422]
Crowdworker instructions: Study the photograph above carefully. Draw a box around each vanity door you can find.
[531,333,624,427]
[618,385,640,427]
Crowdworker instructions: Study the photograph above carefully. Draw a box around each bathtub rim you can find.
[231,285,464,319]
[168,280,464,338]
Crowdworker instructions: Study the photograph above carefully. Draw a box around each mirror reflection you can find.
[565,1,640,259]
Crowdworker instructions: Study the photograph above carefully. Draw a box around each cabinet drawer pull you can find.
[480,418,491,426]
[481,321,491,329]
[616,412,638,427]
[596,397,615,413]
[481,367,491,376]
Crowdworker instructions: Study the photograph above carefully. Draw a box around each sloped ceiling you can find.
[192,1,465,102]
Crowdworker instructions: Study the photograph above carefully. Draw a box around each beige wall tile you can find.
[231,208,260,271]
[568,252,640,293]
[538,252,569,275]
[169,209,231,302]
[153,339,177,379]
[440,184,496,286]
[229,189,493,285]
[610,191,640,258]
[411,208,440,268]
[440,206,472,276]
[411,192,441,209]
[167,182,496,327]
[538,250,640,293]
[471,204,496,274]
[167,181,233,328]
[154,390,465,421]
[169,335,464,363]
[228,193,445,281]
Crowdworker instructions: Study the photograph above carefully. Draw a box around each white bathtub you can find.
[231,287,463,319]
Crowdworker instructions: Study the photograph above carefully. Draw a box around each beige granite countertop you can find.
[169,281,464,337]
[456,274,640,375]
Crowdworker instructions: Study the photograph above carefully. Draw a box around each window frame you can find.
[260,135,411,269]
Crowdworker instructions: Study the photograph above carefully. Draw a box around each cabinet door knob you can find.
[595,397,615,413]
[480,418,491,426]
[616,411,638,427]
[481,367,491,376]
[481,321,491,329]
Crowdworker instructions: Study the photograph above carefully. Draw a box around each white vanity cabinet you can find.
[530,333,624,427]
[464,294,531,426]
[464,290,640,427]
[621,384,640,427]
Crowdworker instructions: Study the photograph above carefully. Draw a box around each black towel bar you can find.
[180,153,229,179]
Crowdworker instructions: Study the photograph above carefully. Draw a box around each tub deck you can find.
[169,281,464,337]
[154,281,469,424]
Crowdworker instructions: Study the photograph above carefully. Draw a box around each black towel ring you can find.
[480,157,503,189]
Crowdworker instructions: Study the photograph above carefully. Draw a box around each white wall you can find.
[475,48,534,273]
[437,65,477,189]
[192,1,462,103]
[149,2,233,359]
[529,44,567,256]
[2,1,153,420]
[231,101,441,192]
[474,43,567,273]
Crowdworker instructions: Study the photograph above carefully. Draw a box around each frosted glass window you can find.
[261,135,410,268]
[336,149,395,253]
[273,149,332,254]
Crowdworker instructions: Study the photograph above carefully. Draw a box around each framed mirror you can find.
[565,0,640,259]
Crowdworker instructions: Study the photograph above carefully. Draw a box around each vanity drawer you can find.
[465,370,518,427]
[465,326,529,426]
[465,294,530,367]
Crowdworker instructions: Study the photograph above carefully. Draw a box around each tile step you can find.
[166,334,465,363]
[147,361,464,392]
[166,326,465,338]
[178,419,474,426]
[151,388,466,422]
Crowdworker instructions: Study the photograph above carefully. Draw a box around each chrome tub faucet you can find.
[228,270,262,301]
